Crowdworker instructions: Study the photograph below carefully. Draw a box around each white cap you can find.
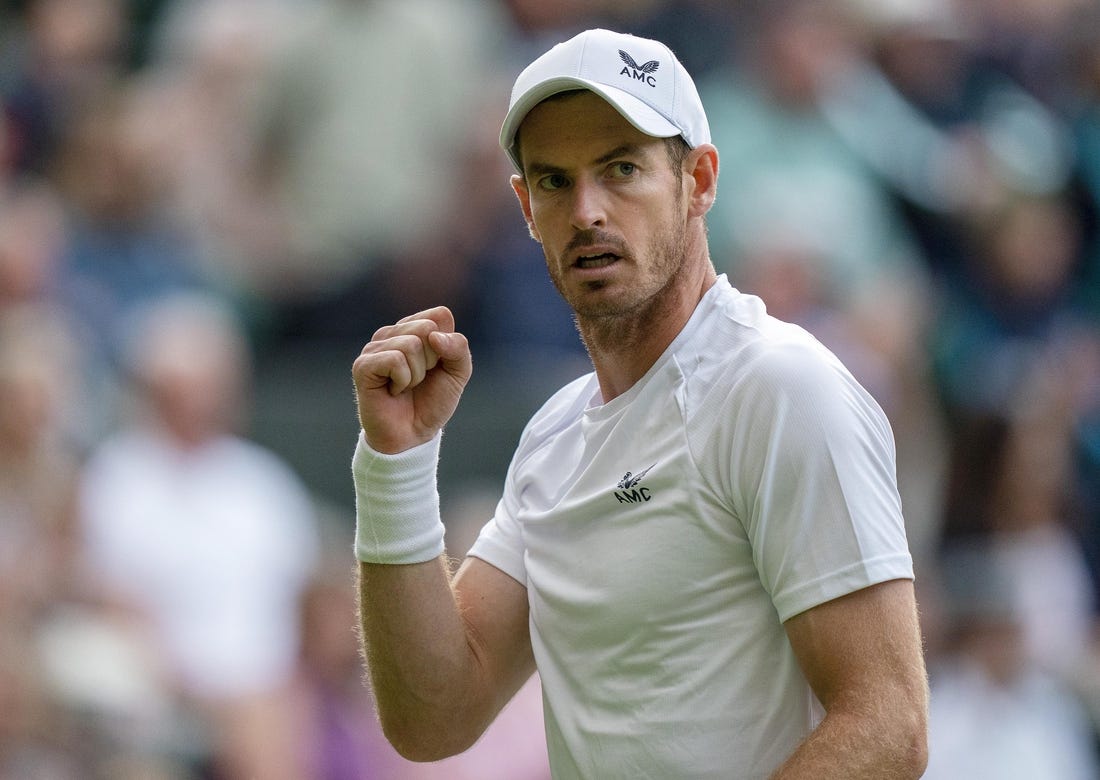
[500,29,710,172]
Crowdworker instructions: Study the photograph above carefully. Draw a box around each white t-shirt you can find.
[79,429,319,699]
[468,276,913,779]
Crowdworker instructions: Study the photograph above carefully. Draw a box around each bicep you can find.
[784,579,928,716]
[453,556,536,712]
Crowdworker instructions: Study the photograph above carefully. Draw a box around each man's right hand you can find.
[352,306,472,454]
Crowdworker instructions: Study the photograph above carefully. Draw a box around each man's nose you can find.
[568,179,607,231]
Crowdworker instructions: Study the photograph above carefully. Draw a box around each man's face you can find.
[511,91,690,322]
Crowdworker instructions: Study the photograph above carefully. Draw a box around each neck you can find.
[581,253,717,402]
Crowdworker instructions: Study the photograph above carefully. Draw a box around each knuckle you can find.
[393,333,424,352]
[351,352,375,374]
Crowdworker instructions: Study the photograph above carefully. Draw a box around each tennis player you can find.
[351,28,928,779]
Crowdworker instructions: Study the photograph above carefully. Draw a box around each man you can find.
[79,293,319,778]
[351,29,928,779]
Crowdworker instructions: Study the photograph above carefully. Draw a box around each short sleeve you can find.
[467,463,528,587]
[468,490,528,585]
[724,342,913,622]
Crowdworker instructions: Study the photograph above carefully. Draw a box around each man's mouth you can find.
[575,252,620,269]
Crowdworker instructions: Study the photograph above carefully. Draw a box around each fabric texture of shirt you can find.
[468,276,913,779]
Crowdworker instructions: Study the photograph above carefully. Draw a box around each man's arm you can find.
[358,556,534,761]
[773,579,929,779]
[351,307,535,761]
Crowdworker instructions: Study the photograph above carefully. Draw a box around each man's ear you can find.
[510,174,541,243]
[684,144,718,220]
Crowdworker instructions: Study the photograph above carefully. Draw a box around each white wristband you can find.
[352,431,445,564]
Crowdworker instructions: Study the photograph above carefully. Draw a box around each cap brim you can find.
[500,77,681,171]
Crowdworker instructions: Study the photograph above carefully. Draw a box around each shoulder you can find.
[731,336,894,458]
[683,285,895,461]
[735,335,853,402]
[685,282,855,407]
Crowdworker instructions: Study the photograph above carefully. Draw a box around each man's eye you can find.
[540,174,569,190]
[610,162,636,177]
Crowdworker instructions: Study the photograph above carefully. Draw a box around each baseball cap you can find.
[499,29,710,172]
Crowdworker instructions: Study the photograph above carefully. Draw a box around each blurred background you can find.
[0,0,1099,777]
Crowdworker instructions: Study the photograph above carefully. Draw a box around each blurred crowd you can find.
[1,0,1099,777]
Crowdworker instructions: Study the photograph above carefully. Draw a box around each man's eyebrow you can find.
[593,144,645,166]
[525,144,649,177]
[525,161,568,178]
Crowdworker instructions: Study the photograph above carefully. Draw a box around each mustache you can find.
[565,229,627,256]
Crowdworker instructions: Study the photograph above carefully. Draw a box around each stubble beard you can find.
[547,213,689,355]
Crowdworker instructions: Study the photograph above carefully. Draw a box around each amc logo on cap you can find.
[618,50,660,87]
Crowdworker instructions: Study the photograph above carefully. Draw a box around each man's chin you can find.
[568,289,646,323]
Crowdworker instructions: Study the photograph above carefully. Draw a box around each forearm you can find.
[350,311,509,758]
[357,559,495,761]
[352,430,495,759]
[771,696,927,778]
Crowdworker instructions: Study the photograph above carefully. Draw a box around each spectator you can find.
[48,83,209,440]
[699,0,927,310]
[2,0,131,176]
[0,182,91,440]
[939,411,1095,667]
[931,192,1092,422]
[923,542,1099,779]
[0,304,93,777]
[244,0,506,342]
[846,0,1074,275]
[130,0,302,303]
[0,305,81,622]
[928,190,1100,578]
[76,292,319,779]
[961,0,1088,107]
[0,180,67,310]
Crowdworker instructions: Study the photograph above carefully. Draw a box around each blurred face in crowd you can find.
[0,186,66,305]
[129,301,249,448]
[52,91,166,225]
[509,91,696,326]
[986,196,1079,303]
[0,356,54,455]
[0,310,73,457]
[753,0,855,106]
[27,0,127,88]
[142,346,243,447]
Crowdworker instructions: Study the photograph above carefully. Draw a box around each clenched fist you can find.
[352,306,472,454]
